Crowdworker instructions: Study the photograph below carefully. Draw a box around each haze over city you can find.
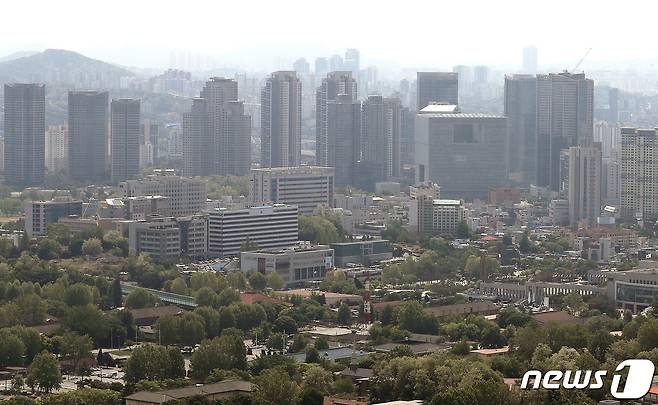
[0,1,656,404]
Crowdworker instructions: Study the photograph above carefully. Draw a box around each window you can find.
[453,124,476,143]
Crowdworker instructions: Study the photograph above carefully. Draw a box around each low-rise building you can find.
[125,380,252,405]
[331,239,392,267]
[25,199,83,237]
[240,243,333,286]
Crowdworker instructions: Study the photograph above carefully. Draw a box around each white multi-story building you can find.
[250,166,334,215]
[409,196,464,235]
[119,170,207,217]
[240,243,333,287]
[45,124,68,173]
[207,204,298,258]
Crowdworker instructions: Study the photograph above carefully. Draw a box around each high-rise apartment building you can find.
[568,145,602,226]
[536,72,594,191]
[400,107,415,165]
[293,58,310,76]
[314,57,329,78]
[68,91,109,182]
[119,170,207,217]
[326,94,361,186]
[316,72,357,167]
[182,78,251,176]
[523,46,538,74]
[260,71,302,168]
[329,55,343,71]
[344,48,360,75]
[111,99,141,183]
[359,95,402,190]
[250,166,334,215]
[415,104,507,200]
[504,74,537,186]
[207,204,298,258]
[4,83,45,187]
[45,125,68,173]
[621,128,658,221]
[416,72,458,111]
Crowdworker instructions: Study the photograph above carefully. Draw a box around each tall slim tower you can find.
[536,72,594,191]
[111,99,140,183]
[327,94,361,187]
[359,95,402,189]
[261,71,302,168]
[568,145,602,226]
[523,46,538,74]
[504,74,537,186]
[344,49,360,75]
[316,72,357,166]
[182,98,210,177]
[3,83,45,187]
[416,72,458,111]
[621,128,658,221]
[68,91,109,182]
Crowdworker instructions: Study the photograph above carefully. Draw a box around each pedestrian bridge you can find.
[479,281,605,304]
[120,283,198,308]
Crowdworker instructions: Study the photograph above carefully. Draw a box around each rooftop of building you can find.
[418,104,459,114]
[124,380,252,403]
[432,199,462,206]
[251,166,334,174]
[241,243,331,255]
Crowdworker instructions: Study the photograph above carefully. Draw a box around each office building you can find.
[415,104,508,199]
[261,71,302,167]
[240,243,334,286]
[409,196,464,235]
[111,99,141,183]
[4,83,45,187]
[536,72,594,191]
[327,94,361,186]
[45,125,68,173]
[177,214,208,258]
[416,72,458,111]
[359,95,402,190]
[182,78,251,177]
[344,48,360,75]
[119,170,207,217]
[568,145,602,226]
[330,240,392,267]
[250,166,334,215]
[207,204,298,258]
[316,72,357,166]
[522,46,538,74]
[504,74,537,186]
[68,91,109,182]
[25,199,83,237]
[621,127,658,221]
[125,217,181,261]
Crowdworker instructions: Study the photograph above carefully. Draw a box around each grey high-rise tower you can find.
[344,49,360,75]
[68,91,109,182]
[523,46,538,74]
[111,99,140,183]
[537,72,594,191]
[359,95,402,189]
[182,77,251,177]
[261,71,302,168]
[316,72,357,166]
[504,75,537,186]
[327,94,361,186]
[568,145,602,226]
[416,72,458,111]
[4,83,45,187]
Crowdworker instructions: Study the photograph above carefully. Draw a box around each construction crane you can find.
[571,48,592,72]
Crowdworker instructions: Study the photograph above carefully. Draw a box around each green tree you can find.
[37,239,62,260]
[64,283,94,307]
[190,334,247,380]
[109,277,123,308]
[0,333,26,367]
[303,365,332,393]
[169,277,189,295]
[266,272,285,290]
[455,221,470,239]
[81,238,103,256]
[248,272,267,291]
[519,232,532,253]
[254,368,300,405]
[195,287,218,307]
[305,346,321,363]
[266,333,285,351]
[26,352,62,393]
[299,216,343,244]
[125,289,157,309]
[637,318,658,351]
[59,332,93,375]
[337,303,351,325]
[124,344,182,385]
[451,340,471,355]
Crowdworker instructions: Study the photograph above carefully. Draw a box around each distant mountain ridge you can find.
[0,49,135,88]
[0,51,39,63]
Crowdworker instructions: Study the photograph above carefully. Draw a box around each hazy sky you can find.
[0,0,654,71]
